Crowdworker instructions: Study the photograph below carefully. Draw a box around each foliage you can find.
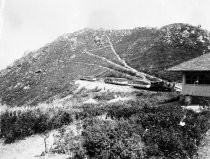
[75,92,180,120]
[0,106,73,143]
[80,101,210,158]
[82,118,145,159]
[93,91,115,101]
[51,128,86,158]
[140,107,210,158]
[1,87,210,159]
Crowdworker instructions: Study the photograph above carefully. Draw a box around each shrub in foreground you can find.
[0,107,73,143]
[81,103,210,158]
[82,118,145,159]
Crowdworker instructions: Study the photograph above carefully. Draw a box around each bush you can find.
[80,102,210,158]
[82,118,145,159]
[93,91,115,101]
[138,104,210,158]
[107,102,141,119]
[75,104,107,120]
[51,128,86,158]
[0,107,73,143]
[76,100,147,120]
[76,92,180,121]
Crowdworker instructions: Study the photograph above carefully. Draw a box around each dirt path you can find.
[0,135,45,159]
[197,129,210,159]
[0,133,70,159]
[0,123,79,159]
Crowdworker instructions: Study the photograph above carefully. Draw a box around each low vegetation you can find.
[0,103,73,143]
[1,91,210,158]
[74,100,210,158]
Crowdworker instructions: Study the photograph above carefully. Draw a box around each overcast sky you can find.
[0,0,210,69]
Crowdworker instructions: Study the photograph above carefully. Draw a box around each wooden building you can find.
[168,53,210,97]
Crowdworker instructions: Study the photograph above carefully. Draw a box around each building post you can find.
[182,72,186,84]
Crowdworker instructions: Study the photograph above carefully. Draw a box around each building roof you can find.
[168,53,210,71]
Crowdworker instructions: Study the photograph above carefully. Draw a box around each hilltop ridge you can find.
[0,23,210,106]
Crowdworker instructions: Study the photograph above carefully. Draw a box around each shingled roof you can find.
[168,53,210,71]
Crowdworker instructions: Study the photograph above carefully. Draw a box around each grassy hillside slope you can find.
[115,23,210,80]
[0,23,209,106]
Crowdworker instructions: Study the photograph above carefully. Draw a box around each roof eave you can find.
[168,69,210,72]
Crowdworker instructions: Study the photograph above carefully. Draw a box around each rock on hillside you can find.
[0,23,209,106]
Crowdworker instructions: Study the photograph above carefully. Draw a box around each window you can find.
[186,74,198,84]
[185,73,210,84]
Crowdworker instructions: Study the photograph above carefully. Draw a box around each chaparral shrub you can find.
[82,118,145,159]
[0,106,73,143]
[1,90,209,158]
[93,91,116,101]
[80,102,210,159]
[51,128,86,158]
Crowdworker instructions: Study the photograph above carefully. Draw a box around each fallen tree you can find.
[73,34,175,91]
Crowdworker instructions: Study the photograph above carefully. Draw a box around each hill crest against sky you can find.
[1,0,210,70]
[0,23,210,106]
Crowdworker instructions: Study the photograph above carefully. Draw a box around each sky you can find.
[0,0,210,69]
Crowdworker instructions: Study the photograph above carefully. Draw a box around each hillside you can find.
[0,23,210,106]
[115,23,210,80]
